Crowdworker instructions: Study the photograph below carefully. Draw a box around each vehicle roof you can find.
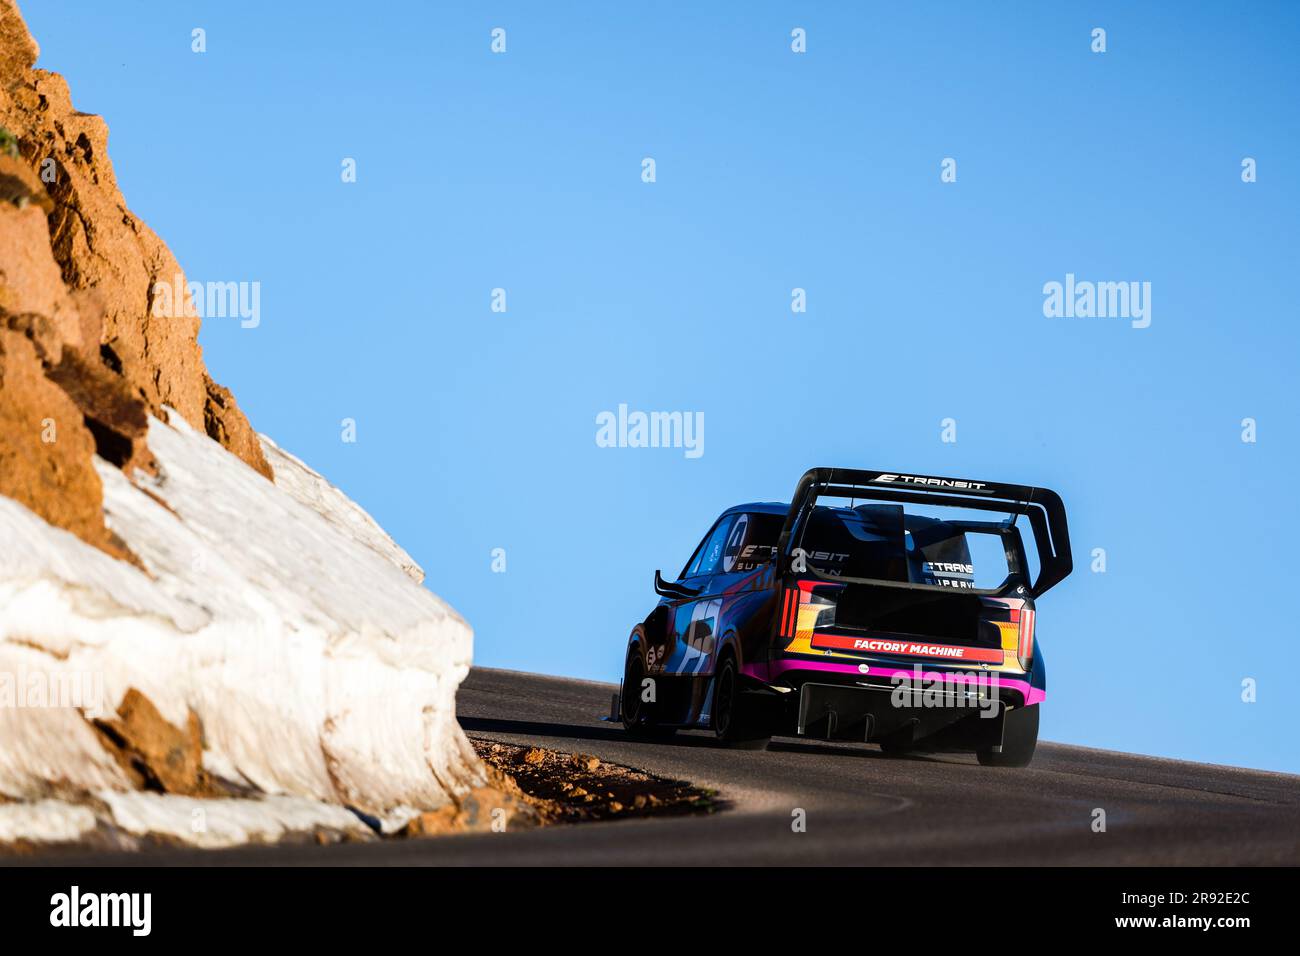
[721,502,790,517]
[720,501,942,519]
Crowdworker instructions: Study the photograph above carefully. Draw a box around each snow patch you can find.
[100,791,373,848]
[0,800,97,844]
[260,434,426,584]
[0,413,484,844]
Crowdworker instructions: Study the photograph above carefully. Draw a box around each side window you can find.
[721,512,783,573]
[685,515,735,579]
[719,514,751,574]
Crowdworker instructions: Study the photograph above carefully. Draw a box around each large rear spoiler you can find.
[775,467,1073,597]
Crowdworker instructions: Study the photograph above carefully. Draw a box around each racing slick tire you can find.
[878,735,914,757]
[711,655,771,751]
[621,646,676,740]
[977,703,1039,767]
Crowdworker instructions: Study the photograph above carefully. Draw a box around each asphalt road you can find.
[33,666,1299,866]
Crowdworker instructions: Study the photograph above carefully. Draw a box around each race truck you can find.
[619,468,1072,766]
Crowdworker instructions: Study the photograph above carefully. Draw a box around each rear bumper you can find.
[794,680,1004,748]
[749,655,1044,708]
[743,655,1041,746]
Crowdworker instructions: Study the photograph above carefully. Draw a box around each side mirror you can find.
[654,570,700,598]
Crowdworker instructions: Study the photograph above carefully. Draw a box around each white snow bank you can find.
[0,793,373,849]
[260,434,426,585]
[100,791,373,848]
[0,800,97,844]
[0,413,484,841]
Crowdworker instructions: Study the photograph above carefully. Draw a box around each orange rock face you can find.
[0,0,271,559]
[0,325,132,560]
[92,688,210,797]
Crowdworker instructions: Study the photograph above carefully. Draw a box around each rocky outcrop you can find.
[0,323,133,561]
[0,0,269,563]
[0,413,491,839]
[0,0,494,849]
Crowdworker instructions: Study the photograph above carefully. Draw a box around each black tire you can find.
[878,724,917,756]
[977,704,1039,767]
[621,647,676,740]
[711,655,770,750]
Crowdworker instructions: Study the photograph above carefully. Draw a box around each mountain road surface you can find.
[27,667,1300,865]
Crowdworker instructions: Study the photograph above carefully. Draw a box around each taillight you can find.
[1012,606,1035,669]
[779,588,799,639]
[778,585,836,641]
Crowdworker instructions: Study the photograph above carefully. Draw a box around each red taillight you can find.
[779,588,802,638]
[1015,607,1035,668]
[779,584,830,639]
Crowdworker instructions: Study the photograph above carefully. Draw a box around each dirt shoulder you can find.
[468,738,720,824]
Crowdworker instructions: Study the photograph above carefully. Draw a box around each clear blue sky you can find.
[26,2,1299,773]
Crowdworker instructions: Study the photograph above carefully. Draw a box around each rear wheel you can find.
[977,704,1039,767]
[712,656,770,750]
[621,647,676,740]
[878,723,918,756]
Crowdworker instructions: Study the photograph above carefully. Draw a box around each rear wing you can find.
[774,468,1073,598]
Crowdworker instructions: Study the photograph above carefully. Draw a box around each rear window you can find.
[796,503,1013,589]
[799,505,909,581]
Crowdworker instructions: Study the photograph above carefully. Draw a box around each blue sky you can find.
[26,2,1299,773]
